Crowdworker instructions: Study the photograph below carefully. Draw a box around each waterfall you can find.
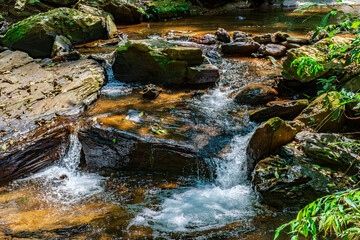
[17,134,104,205]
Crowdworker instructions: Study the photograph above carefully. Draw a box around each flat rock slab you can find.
[0,50,105,183]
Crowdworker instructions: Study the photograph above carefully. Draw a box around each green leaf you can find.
[1,144,6,151]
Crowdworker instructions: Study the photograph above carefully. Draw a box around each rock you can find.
[191,34,217,45]
[281,41,301,49]
[144,0,191,20]
[51,35,72,57]
[41,0,77,6]
[76,3,114,20]
[140,85,162,100]
[252,131,359,209]
[233,31,251,42]
[112,39,219,86]
[263,44,287,57]
[78,123,206,175]
[215,28,231,43]
[250,99,309,122]
[246,117,305,171]
[343,74,360,92]
[187,64,220,85]
[274,31,290,41]
[78,0,143,24]
[194,0,234,8]
[0,50,105,183]
[286,36,310,45]
[253,33,275,44]
[221,42,260,56]
[294,91,345,132]
[106,15,118,38]
[2,8,109,58]
[234,84,278,106]
[282,36,351,83]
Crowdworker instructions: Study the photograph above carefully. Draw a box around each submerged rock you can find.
[0,50,105,183]
[2,8,109,58]
[246,117,304,172]
[282,36,351,83]
[250,99,309,122]
[253,131,360,209]
[295,91,345,132]
[234,84,278,106]
[112,39,219,86]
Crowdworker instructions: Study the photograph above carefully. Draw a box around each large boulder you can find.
[282,36,351,83]
[2,8,109,58]
[246,117,305,172]
[253,131,359,209]
[112,39,219,86]
[0,50,105,183]
[295,91,346,132]
[234,84,278,106]
[78,0,143,24]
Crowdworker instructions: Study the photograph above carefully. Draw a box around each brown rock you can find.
[221,42,260,56]
[263,44,287,57]
[215,28,231,43]
[234,84,278,106]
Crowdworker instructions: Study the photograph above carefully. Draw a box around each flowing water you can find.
[3,5,358,239]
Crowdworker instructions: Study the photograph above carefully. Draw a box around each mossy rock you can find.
[112,39,213,86]
[282,36,351,83]
[78,0,143,23]
[41,0,77,6]
[295,91,345,132]
[145,0,191,20]
[2,8,108,58]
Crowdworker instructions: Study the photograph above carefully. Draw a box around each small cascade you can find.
[16,134,104,205]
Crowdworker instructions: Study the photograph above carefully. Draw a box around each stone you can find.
[41,0,77,6]
[112,39,219,86]
[282,36,351,83]
[343,74,360,92]
[294,91,346,132]
[233,31,251,42]
[0,50,105,183]
[106,15,117,38]
[281,41,301,49]
[263,43,287,57]
[51,35,72,57]
[2,8,109,58]
[140,85,162,100]
[234,84,278,106]
[246,117,305,171]
[191,34,217,45]
[253,33,275,44]
[274,31,290,41]
[221,42,260,56]
[215,28,231,43]
[76,3,115,20]
[252,131,359,209]
[250,99,309,122]
[78,0,143,24]
[286,36,310,45]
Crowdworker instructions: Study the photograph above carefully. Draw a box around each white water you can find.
[17,134,104,205]
[129,82,258,234]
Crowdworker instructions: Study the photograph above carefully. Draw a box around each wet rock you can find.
[263,44,287,57]
[187,64,220,85]
[247,117,305,171]
[253,33,275,44]
[75,3,114,20]
[140,85,162,100]
[112,39,219,86]
[343,74,360,92]
[221,42,260,56]
[280,41,301,49]
[78,0,143,24]
[295,91,345,132]
[79,124,205,175]
[42,0,77,6]
[51,35,72,58]
[2,8,109,58]
[191,34,217,45]
[0,50,105,183]
[250,99,309,122]
[274,31,290,41]
[106,15,118,39]
[215,28,231,43]
[144,0,191,20]
[234,84,278,106]
[286,36,310,45]
[282,36,351,83]
[233,31,251,42]
[253,131,359,209]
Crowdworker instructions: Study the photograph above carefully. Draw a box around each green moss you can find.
[267,117,283,131]
[146,0,191,20]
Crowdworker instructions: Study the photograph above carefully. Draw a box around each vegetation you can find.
[275,1,360,239]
